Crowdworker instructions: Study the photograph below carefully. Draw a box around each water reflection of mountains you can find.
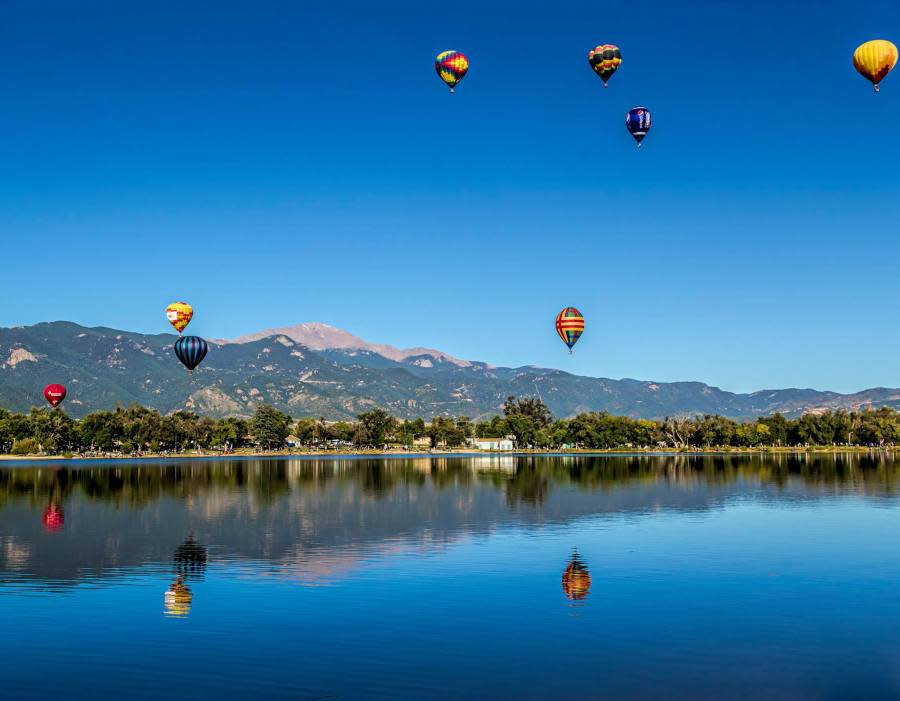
[1,454,898,587]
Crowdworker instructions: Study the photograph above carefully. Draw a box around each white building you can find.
[471,437,515,452]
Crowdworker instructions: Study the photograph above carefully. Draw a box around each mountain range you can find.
[1,321,898,420]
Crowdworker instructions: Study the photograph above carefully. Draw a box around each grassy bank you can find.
[0,444,895,462]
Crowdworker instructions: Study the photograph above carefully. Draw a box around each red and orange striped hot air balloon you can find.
[555,307,585,353]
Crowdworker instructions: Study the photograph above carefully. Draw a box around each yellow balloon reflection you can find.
[164,576,193,617]
[164,535,207,617]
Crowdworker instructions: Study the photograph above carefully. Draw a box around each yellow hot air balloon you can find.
[166,301,193,334]
[853,40,898,93]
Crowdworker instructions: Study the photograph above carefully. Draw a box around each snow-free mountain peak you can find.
[216,322,472,367]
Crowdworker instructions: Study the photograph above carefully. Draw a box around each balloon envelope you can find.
[43,384,67,408]
[626,106,651,145]
[556,307,585,351]
[435,50,469,92]
[166,301,193,334]
[588,44,622,86]
[174,336,208,373]
[853,40,898,92]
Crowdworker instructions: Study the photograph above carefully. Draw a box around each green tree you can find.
[476,415,508,439]
[251,405,292,449]
[502,396,552,447]
[759,413,788,445]
[357,409,397,447]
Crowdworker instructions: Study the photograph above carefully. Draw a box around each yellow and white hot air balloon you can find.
[853,40,898,93]
[166,301,193,334]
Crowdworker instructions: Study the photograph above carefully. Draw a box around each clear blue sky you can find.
[1,0,898,393]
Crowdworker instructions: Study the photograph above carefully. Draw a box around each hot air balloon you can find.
[435,50,469,93]
[853,40,898,93]
[588,44,621,87]
[42,504,65,533]
[555,307,585,353]
[174,336,208,374]
[166,301,193,334]
[626,106,651,146]
[43,384,66,409]
[562,552,591,601]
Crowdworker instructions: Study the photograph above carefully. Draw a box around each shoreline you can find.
[0,445,895,464]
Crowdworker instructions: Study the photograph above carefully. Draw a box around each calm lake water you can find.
[2,453,900,700]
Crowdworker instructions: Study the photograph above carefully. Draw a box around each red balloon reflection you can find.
[42,504,65,532]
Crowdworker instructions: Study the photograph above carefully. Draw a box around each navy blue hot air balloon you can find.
[626,106,651,146]
[174,336,208,374]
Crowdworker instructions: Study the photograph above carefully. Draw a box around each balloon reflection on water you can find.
[562,551,591,601]
[164,535,208,617]
[41,504,64,533]
[164,576,193,617]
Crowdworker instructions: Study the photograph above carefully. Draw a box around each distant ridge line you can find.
[1,320,899,420]
[214,322,473,367]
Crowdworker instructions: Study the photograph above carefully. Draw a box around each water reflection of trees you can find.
[174,535,208,579]
[0,454,899,508]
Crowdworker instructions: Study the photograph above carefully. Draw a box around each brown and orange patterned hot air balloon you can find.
[562,551,591,601]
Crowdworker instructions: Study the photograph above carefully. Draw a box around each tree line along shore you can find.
[1,395,900,458]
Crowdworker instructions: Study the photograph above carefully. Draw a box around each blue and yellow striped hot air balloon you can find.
[174,336,208,375]
[435,50,469,93]
[555,307,585,353]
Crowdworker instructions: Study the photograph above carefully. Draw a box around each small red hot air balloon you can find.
[43,384,67,409]
[42,505,65,532]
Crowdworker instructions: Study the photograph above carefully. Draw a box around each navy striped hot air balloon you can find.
[174,336,208,374]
